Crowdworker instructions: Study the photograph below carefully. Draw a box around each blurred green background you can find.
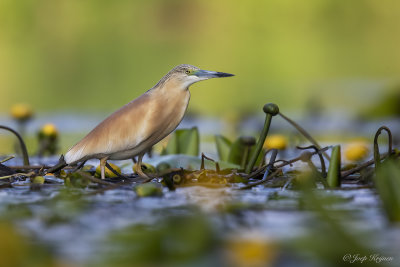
[1,0,400,116]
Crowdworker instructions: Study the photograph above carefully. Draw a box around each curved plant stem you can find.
[275,146,330,170]
[296,145,327,177]
[0,125,30,165]
[278,112,330,160]
[244,146,330,180]
[373,126,393,170]
[245,115,273,173]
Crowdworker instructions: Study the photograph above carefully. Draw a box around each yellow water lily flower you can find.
[40,123,58,137]
[264,134,288,150]
[344,141,369,161]
[10,103,33,121]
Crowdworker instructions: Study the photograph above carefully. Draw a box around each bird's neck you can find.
[149,81,191,124]
[148,78,190,104]
[166,78,190,91]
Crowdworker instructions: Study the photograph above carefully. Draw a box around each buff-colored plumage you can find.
[65,83,189,164]
[64,64,233,179]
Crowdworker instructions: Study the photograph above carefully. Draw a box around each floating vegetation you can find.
[0,103,399,266]
[1,103,397,194]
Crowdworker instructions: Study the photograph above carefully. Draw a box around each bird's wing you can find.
[65,93,161,163]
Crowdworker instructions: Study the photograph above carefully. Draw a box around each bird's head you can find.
[161,64,234,89]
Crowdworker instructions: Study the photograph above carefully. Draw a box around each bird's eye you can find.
[185,70,190,75]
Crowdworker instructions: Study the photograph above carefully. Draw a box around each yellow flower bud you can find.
[345,141,369,162]
[40,123,58,137]
[264,134,288,150]
[10,103,33,121]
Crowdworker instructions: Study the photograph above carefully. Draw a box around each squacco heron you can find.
[64,64,233,179]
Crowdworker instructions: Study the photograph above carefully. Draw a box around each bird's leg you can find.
[70,160,87,173]
[136,153,150,180]
[100,157,108,180]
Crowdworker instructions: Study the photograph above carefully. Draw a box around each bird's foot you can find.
[135,168,154,183]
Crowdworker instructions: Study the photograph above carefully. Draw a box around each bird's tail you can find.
[46,155,67,174]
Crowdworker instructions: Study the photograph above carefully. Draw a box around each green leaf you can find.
[177,127,199,156]
[326,145,341,188]
[161,127,199,156]
[375,159,400,222]
[215,135,232,162]
[161,131,178,155]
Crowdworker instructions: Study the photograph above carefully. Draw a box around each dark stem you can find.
[46,155,67,174]
[0,125,30,165]
[278,112,330,160]
[10,165,52,170]
[105,162,128,179]
[296,145,327,177]
[201,153,220,171]
[70,160,87,173]
[238,169,281,190]
[373,126,393,170]
[341,158,376,179]
[243,146,330,180]
[264,149,278,176]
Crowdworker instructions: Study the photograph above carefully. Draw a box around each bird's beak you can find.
[194,69,234,79]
